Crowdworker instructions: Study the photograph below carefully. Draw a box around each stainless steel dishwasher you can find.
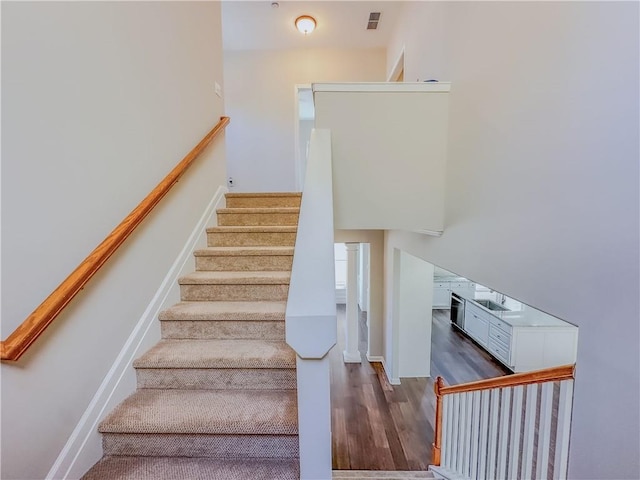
[450,292,465,330]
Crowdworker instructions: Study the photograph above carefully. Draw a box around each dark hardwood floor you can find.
[330,306,510,471]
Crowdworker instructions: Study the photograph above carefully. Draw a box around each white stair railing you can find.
[432,365,575,480]
[285,129,337,480]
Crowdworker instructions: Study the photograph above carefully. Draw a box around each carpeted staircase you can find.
[82,192,302,480]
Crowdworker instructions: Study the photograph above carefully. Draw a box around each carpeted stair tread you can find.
[81,456,300,480]
[194,246,294,256]
[217,207,300,214]
[206,226,297,233]
[101,433,299,458]
[99,389,297,435]
[133,339,295,369]
[332,471,436,479]
[179,271,290,285]
[159,301,286,321]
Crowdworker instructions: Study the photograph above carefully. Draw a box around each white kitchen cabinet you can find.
[464,302,490,346]
[451,281,476,298]
[461,299,578,373]
[432,280,476,309]
[508,326,578,372]
[433,282,452,308]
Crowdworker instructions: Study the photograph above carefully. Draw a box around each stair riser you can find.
[102,433,299,458]
[217,212,299,227]
[136,368,297,390]
[225,197,301,208]
[208,232,297,247]
[161,320,285,340]
[195,255,293,272]
[180,284,289,302]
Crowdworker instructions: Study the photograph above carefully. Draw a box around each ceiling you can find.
[222,1,404,51]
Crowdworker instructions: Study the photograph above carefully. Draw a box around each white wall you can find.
[386,2,445,84]
[386,2,639,478]
[397,251,433,378]
[223,48,386,192]
[1,3,226,478]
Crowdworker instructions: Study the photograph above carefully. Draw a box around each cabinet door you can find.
[433,283,451,308]
[464,306,490,346]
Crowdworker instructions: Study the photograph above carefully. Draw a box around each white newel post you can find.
[286,129,336,480]
[343,242,361,363]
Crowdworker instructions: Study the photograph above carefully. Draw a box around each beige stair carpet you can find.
[83,457,300,480]
[332,471,437,479]
[82,192,302,480]
[158,301,287,340]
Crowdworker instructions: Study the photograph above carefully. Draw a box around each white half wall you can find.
[314,83,449,232]
[1,3,226,479]
[223,48,386,192]
[386,3,639,478]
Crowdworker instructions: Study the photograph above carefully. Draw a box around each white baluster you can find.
[508,385,525,480]
[477,390,491,480]
[470,391,481,479]
[462,392,473,477]
[458,392,468,474]
[497,388,512,480]
[522,384,539,480]
[487,389,500,480]
[442,395,451,468]
[536,382,554,480]
[553,380,574,480]
[451,394,461,473]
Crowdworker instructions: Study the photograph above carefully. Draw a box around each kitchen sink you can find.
[475,299,510,312]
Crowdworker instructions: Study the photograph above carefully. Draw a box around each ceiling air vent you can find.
[367,12,381,30]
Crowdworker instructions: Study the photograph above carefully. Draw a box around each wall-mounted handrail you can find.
[432,363,576,474]
[1,116,230,362]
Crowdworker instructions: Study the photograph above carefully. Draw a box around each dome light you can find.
[295,15,316,35]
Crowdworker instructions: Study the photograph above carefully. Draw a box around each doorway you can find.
[387,48,405,82]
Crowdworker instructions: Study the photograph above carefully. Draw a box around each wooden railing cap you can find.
[439,364,575,396]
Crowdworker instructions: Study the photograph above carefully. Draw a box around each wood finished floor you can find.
[330,306,511,471]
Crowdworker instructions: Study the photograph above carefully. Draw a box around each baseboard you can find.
[47,186,227,480]
[366,355,400,385]
[381,357,401,385]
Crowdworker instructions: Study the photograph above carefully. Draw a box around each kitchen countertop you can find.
[458,292,574,328]
[434,275,471,283]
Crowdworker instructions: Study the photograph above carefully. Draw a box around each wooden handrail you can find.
[431,364,575,465]
[1,116,230,362]
[438,364,575,396]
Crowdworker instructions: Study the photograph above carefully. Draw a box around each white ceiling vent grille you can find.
[367,12,381,30]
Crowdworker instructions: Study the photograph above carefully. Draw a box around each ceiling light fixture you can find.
[295,15,316,35]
